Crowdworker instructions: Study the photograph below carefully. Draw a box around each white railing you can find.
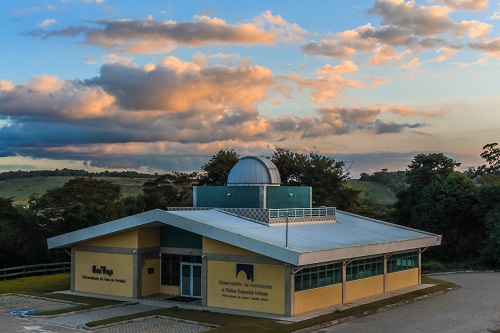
[269,207,336,218]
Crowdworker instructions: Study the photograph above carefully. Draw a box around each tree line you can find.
[0,144,499,270]
[0,169,155,181]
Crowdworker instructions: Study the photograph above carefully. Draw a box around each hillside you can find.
[0,176,148,206]
[347,180,398,206]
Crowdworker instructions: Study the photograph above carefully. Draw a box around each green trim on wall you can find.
[160,226,202,249]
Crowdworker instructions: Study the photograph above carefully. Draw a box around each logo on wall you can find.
[92,265,113,277]
[236,263,254,282]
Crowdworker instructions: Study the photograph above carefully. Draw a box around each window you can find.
[295,263,342,292]
[346,256,383,282]
[161,254,201,286]
[387,251,418,273]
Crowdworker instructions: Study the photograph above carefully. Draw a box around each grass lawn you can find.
[347,180,397,206]
[0,176,147,206]
[0,274,456,332]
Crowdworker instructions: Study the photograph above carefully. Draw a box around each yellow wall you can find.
[293,283,342,315]
[345,275,384,302]
[141,258,160,297]
[203,237,261,256]
[138,228,160,248]
[207,261,285,315]
[386,268,419,292]
[81,228,160,249]
[81,230,139,248]
[74,251,134,297]
[160,285,180,295]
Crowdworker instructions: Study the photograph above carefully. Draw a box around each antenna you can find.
[342,161,356,177]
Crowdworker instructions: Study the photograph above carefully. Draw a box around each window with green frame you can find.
[346,256,383,281]
[294,263,342,292]
[387,251,418,273]
[161,254,201,286]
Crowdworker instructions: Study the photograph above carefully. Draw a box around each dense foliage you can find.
[1,144,500,269]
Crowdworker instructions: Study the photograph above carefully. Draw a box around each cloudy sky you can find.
[1,0,499,176]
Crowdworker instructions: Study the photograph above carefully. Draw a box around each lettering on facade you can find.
[92,265,114,276]
[217,264,273,302]
[80,265,126,284]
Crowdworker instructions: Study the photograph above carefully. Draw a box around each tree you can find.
[406,153,460,190]
[30,177,125,235]
[392,153,482,262]
[138,172,201,211]
[271,148,359,210]
[200,148,239,185]
[0,197,49,267]
[480,142,500,173]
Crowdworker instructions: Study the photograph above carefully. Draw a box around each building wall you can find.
[386,268,419,292]
[81,229,139,248]
[345,275,384,302]
[194,186,261,208]
[293,284,342,315]
[138,228,160,248]
[203,237,261,256]
[141,258,161,297]
[267,186,311,209]
[206,260,286,315]
[74,251,134,297]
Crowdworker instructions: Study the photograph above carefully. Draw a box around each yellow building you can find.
[47,156,441,316]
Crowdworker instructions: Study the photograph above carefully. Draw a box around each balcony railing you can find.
[269,207,336,219]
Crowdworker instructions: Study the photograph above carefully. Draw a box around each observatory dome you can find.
[227,156,281,186]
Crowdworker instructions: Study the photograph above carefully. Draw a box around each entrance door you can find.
[180,263,202,298]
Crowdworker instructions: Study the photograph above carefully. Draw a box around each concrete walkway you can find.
[313,272,500,333]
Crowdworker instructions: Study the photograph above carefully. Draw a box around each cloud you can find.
[390,106,450,117]
[432,45,461,62]
[470,38,500,57]
[281,73,364,104]
[28,11,305,54]
[302,0,493,62]
[40,19,57,27]
[427,0,487,11]
[400,57,422,68]
[0,56,432,171]
[10,7,40,17]
[316,61,359,74]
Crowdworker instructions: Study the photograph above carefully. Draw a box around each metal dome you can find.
[227,156,281,186]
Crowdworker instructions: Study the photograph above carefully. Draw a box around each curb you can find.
[23,301,138,319]
[293,286,460,333]
[424,270,500,276]
[83,314,220,331]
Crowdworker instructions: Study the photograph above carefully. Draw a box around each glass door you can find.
[180,263,202,298]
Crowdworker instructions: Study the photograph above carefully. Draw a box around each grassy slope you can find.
[0,176,147,206]
[347,180,397,206]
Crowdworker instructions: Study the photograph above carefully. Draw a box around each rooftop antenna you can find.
[342,161,356,177]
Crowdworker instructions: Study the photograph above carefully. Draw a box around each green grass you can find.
[0,273,121,315]
[87,276,456,333]
[0,176,147,206]
[347,180,397,206]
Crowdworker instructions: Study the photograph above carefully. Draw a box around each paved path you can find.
[0,313,82,333]
[314,272,500,333]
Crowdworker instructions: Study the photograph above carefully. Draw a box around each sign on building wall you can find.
[207,261,285,315]
[74,251,134,297]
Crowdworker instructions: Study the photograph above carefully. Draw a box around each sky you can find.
[1,0,499,177]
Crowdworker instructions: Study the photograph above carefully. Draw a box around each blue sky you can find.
[1,0,499,176]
